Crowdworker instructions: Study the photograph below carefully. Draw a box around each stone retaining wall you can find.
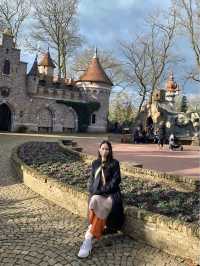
[11,143,200,265]
[11,146,88,217]
[124,207,200,264]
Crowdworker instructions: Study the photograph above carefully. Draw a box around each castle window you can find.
[1,88,10,97]
[91,114,96,124]
[3,60,10,75]
[19,110,24,118]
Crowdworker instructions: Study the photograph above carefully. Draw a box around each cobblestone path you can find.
[0,134,189,266]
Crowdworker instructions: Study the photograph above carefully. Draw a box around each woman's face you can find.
[99,143,110,159]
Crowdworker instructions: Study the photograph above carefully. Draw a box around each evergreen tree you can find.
[180,95,188,113]
[108,92,136,126]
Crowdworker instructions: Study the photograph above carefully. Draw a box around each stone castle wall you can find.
[0,33,111,133]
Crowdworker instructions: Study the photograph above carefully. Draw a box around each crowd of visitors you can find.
[132,125,183,150]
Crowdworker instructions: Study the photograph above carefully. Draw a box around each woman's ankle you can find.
[85,226,93,240]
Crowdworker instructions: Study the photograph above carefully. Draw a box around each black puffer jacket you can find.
[87,158,124,232]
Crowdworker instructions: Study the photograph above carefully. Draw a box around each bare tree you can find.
[0,0,30,45]
[121,38,151,113]
[172,0,200,82]
[27,0,81,78]
[121,8,177,112]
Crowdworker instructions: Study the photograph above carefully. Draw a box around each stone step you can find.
[71,141,77,147]
[72,147,83,152]
[61,139,73,145]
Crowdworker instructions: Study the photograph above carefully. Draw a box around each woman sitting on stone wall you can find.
[78,140,124,258]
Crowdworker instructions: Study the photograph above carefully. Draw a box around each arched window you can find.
[3,60,10,75]
[91,114,96,124]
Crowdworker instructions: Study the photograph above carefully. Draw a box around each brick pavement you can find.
[75,139,200,177]
[0,133,192,265]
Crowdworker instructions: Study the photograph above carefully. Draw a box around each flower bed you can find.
[18,142,200,224]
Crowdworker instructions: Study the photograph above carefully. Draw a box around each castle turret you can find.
[77,48,113,86]
[165,71,180,103]
[75,49,113,132]
[38,49,55,79]
[28,55,39,76]
[27,55,39,94]
[2,28,15,49]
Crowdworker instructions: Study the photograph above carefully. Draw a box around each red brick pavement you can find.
[1,132,198,177]
[76,138,200,177]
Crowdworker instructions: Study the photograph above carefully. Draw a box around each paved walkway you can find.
[75,139,200,177]
[0,133,193,265]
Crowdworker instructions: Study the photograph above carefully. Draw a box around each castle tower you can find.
[27,55,39,94]
[2,28,15,49]
[75,48,113,132]
[1,29,21,76]
[38,49,55,79]
[77,48,113,87]
[165,71,180,103]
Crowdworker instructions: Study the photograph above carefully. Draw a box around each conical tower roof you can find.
[38,50,55,68]
[28,55,39,76]
[77,49,113,86]
[166,71,177,92]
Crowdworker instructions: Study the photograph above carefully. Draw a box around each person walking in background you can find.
[157,125,166,149]
[169,133,175,150]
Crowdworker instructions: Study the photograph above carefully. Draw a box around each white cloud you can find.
[117,0,143,9]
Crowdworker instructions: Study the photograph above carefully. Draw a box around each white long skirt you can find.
[89,195,112,219]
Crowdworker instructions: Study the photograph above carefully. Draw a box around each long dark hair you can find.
[97,140,113,163]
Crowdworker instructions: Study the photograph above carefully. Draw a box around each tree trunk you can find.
[57,44,62,78]
[137,94,146,115]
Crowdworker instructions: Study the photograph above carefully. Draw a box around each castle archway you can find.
[0,103,11,131]
[146,116,153,128]
[37,108,53,133]
[62,107,77,133]
[50,103,78,133]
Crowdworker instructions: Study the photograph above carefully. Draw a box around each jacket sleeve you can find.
[98,160,121,195]
[87,161,95,193]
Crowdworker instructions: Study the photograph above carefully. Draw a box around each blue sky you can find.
[78,0,170,51]
[21,0,199,98]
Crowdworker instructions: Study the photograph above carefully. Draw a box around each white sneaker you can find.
[78,238,92,258]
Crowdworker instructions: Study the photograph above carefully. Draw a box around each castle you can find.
[0,30,113,133]
[134,72,200,144]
